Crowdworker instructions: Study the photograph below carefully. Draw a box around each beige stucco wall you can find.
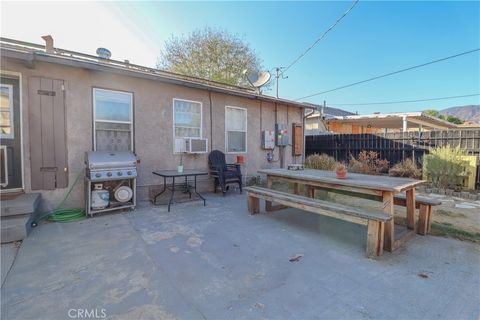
[1,58,304,209]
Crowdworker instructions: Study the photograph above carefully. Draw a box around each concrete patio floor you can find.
[1,192,479,320]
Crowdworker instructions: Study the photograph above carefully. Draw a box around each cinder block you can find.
[460,192,470,199]
[467,194,478,201]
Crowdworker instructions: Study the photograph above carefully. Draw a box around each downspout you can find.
[259,100,263,137]
[209,91,213,152]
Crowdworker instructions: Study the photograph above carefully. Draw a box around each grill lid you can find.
[85,151,137,169]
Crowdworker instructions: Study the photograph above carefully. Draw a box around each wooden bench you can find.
[305,186,441,236]
[245,186,392,258]
[394,193,441,235]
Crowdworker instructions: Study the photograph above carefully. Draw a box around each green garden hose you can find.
[47,207,85,223]
[31,170,86,226]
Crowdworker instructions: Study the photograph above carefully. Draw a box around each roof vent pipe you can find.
[41,35,54,54]
[96,47,111,60]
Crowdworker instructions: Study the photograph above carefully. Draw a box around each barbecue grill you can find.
[85,151,137,216]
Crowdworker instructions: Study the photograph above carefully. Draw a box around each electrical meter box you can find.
[275,123,289,146]
[262,130,275,149]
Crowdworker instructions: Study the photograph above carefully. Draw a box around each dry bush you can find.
[348,151,389,175]
[304,153,337,170]
[389,158,422,179]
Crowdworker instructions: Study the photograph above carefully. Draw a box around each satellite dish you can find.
[243,69,271,92]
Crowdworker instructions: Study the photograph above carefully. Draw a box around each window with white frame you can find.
[225,106,247,153]
[0,84,14,139]
[173,99,202,139]
[93,88,133,151]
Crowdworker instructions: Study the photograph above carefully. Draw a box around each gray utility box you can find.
[275,123,289,146]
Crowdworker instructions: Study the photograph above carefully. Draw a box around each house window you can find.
[173,99,202,139]
[93,88,133,151]
[225,106,247,153]
[0,84,14,139]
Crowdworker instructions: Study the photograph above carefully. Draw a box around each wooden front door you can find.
[0,76,22,191]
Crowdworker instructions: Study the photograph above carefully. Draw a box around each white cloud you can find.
[1,1,160,67]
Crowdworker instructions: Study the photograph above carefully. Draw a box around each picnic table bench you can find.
[305,187,442,235]
[254,168,434,255]
[245,186,391,258]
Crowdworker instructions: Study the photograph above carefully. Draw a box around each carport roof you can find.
[324,111,458,129]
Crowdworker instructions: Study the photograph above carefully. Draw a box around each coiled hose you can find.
[32,170,85,226]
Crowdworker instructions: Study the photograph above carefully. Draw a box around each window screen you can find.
[93,88,133,151]
[225,106,247,153]
[173,99,202,138]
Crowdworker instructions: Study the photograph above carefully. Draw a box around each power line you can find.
[281,0,359,76]
[328,93,480,106]
[296,48,480,101]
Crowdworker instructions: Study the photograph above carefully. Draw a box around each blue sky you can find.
[2,1,479,114]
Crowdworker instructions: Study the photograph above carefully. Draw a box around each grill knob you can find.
[107,172,112,177]
[95,173,101,178]
[117,171,123,176]
[127,171,132,175]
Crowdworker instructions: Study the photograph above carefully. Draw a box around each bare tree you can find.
[158,27,267,88]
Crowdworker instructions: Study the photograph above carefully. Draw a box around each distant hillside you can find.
[439,105,480,123]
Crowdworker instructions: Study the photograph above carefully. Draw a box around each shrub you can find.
[389,158,422,179]
[348,151,389,175]
[304,153,337,170]
[423,145,469,190]
[335,162,347,172]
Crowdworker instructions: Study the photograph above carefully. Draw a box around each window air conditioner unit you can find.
[174,138,208,154]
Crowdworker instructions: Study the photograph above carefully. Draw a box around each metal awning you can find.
[324,112,458,130]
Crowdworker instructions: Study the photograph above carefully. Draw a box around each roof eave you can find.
[1,46,312,109]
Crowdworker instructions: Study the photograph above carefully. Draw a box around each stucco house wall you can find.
[1,57,304,210]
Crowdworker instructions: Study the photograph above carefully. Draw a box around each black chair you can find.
[208,150,242,195]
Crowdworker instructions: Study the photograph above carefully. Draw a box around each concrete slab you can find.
[1,193,479,320]
[1,215,29,243]
[1,243,19,287]
[1,193,41,216]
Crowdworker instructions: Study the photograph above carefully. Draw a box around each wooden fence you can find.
[305,129,480,188]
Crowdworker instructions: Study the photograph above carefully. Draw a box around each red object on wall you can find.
[236,155,245,164]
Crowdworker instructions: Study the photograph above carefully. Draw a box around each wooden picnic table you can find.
[258,168,426,252]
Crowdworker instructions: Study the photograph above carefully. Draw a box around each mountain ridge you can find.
[438,105,480,123]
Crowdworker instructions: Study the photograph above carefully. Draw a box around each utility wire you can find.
[328,93,480,106]
[296,48,480,101]
[281,0,359,76]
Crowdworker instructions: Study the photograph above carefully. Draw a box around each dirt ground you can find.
[325,191,480,242]
[270,182,480,243]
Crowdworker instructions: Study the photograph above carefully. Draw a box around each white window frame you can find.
[172,98,203,153]
[0,71,24,193]
[0,84,14,139]
[92,88,134,151]
[172,98,203,139]
[225,106,247,154]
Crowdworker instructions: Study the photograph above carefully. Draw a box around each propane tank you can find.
[91,189,109,209]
